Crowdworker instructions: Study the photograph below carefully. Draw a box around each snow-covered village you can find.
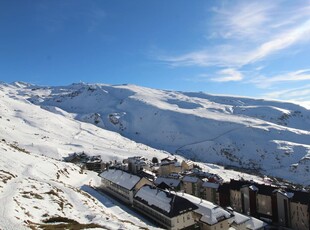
[65,152,309,230]
[1,1,310,230]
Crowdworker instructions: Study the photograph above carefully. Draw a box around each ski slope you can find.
[10,82,308,185]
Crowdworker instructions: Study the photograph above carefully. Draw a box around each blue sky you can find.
[1,0,310,107]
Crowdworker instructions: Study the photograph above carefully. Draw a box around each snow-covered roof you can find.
[142,169,156,177]
[135,185,172,213]
[99,169,141,190]
[230,211,250,224]
[202,181,220,189]
[177,192,231,225]
[245,218,267,230]
[183,160,194,166]
[161,156,176,162]
[86,155,102,163]
[229,211,267,230]
[135,185,198,218]
[128,156,150,165]
[154,177,181,187]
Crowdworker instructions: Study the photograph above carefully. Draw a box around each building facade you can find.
[133,185,198,230]
[182,176,203,197]
[99,169,152,204]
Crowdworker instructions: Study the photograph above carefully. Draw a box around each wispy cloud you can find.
[252,69,310,88]
[210,1,275,40]
[263,84,310,108]
[161,19,310,68]
[158,0,310,85]
[211,68,243,82]
[248,19,310,64]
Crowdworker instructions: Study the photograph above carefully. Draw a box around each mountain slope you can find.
[0,82,170,229]
[0,139,165,229]
[7,82,309,185]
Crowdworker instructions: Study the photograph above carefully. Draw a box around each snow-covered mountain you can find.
[4,81,309,186]
[1,81,309,228]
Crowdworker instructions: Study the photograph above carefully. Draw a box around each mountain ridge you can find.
[4,81,309,185]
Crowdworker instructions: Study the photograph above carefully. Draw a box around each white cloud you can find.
[162,19,310,68]
[211,68,243,82]
[248,19,310,64]
[158,0,310,84]
[160,45,250,68]
[252,69,310,88]
[263,84,310,109]
[211,1,275,40]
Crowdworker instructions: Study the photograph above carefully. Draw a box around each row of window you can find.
[133,200,172,226]
[102,179,130,200]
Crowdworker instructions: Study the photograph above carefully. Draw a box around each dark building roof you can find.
[230,179,277,196]
[255,183,277,196]
[157,182,173,190]
[218,183,230,193]
[160,161,178,167]
[137,170,155,181]
[230,179,249,190]
[290,190,310,205]
[134,185,198,218]
[155,177,181,188]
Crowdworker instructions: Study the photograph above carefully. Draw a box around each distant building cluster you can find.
[65,153,310,230]
[64,152,106,172]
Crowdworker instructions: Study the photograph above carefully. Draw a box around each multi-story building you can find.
[85,155,105,172]
[255,183,276,222]
[133,185,198,230]
[228,210,266,230]
[154,176,182,191]
[159,161,182,176]
[127,156,151,174]
[229,180,245,212]
[273,190,293,228]
[217,183,231,207]
[201,181,220,204]
[181,160,194,171]
[179,192,232,230]
[290,190,310,230]
[99,169,152,204]
[182,175,203,197]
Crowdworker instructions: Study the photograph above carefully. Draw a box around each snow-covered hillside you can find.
[0,140,162,229]
[4,82,309,186]
[1,83,310,185]
[1,81,309,228]
[0,82,169,229]
[0,82,168,161]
